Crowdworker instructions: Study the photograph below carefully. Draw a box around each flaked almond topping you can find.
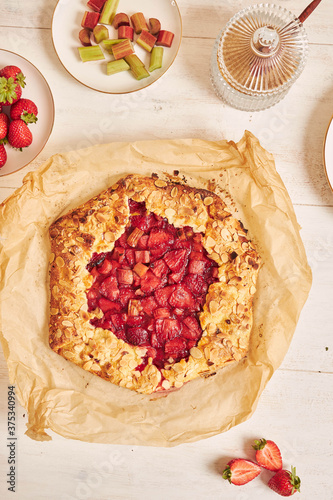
[50,308,59,315]
[190,347,203,359]
[111,193,119,201]
[221,253,229,264]
[62,320,74,327]
[55,256,65,268]
[209,300,219,315]
[203,196,214,206]
[170,187,178,198]
[96,213,108,223]
[104,231,114,242]
[49,253,55,264]
[76,236,85,243]
[196,225,206,233]
[205,235,216,247]
[162,379,171,390]
[173,363,183,373]
[154,179,167,188]
[221,228,232,242]
[111,184,119,191]
[174,381,184,389]
[250,285,256,295]
[228,276,242,285]
[165,208,176,218]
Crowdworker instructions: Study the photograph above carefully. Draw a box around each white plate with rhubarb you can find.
[324,115,333,193]
[52,0,182,94]
[0,49,54,176]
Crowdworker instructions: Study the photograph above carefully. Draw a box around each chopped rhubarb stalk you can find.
[81,11,100,30]
[87,0,106,12]
[107,59,130,75]
[128,299,143,316]
[136,30,157,52]
[156,30,174,48]
[118,25,134,41]
[78,46,105,62]
[135,250,150,263]
[99,0,120,25]
[124,54,145,69]
[127,227,144,247]
[79,28,92,47]
[130,12,148,34]
[133,262,148,278]
[93,24,109,43]
[86,199,219,366]
[149,18,161,36]
[117,269,134,285]
[112,39,134,60]
[130,65,150,81]
[103,38,126,52]
[113,12,130,29]
[149,47,163,72]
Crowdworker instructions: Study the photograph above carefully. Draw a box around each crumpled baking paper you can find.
[0,131,312,445]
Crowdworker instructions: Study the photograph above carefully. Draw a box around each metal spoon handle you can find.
[299,0,323,23]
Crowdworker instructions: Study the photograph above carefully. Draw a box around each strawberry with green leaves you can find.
[0,113,9,140]
[268,466,301,496]
[0,65,26,88]
[10,98,38,124]
[8,120,33,150]
[222,458,261,486]
[253,438,283,471]
[0,143,7,168]
[0,77,22,106]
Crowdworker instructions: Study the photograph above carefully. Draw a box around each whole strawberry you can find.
[10,98,38,124]
[0,143,7,168]
[222,458,261,486]
[0,113,9,140]
[268,466,301,496]
[253,438,283,471]
[8,120,33,150]
[0,77,22,106]
[0,65,26,88]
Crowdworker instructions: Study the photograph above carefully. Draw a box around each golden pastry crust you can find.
[49,174,260,394]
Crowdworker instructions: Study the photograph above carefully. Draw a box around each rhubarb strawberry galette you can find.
[48,174,260,394]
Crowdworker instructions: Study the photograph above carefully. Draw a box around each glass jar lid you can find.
[217,3,308,96]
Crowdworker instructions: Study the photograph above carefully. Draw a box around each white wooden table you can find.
[1,1,333,499]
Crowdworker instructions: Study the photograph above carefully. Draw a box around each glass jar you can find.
[210,3,309,112]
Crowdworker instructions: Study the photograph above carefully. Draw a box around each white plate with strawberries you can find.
[0,49,54,176]
[52,0,182,93]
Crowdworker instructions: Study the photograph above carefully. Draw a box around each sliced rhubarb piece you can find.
[99,0,120,25]
[111,313,127,330]
[81,11,100,30]
[149,18,161,36]
[87,0,106,12]
[156,30,174,48]
[131,214,156,231]
[164,338,187,359]
[113,12,130,29]
[112,247,126,262]
[136,30,157,52]
[118,25,134,41]
[99,275,119,301]
[98,297,120,313]
[117,268,134,285]
[135,250,150,264]
[130,12,148,34]
[127,327,149,346]
[141,296,158,316]
[183,274,208,296]
[125,248,135,266]
[127,226,144,246]
[106,58,130,75]
[182,316,202,339]
[150,258,168,278]
[119,288,136,307]
[78,45,105,62]
[155,319,168,345]
[133,262,148,278]
[169,285,195,310]
[130,65,150,81]
[168,265,187,284]
[163,318,181,340]
[103,38,126,53]
[97,258,113,274]
[128,299,143,316]
[149,47,163,72]
[124,54,145,69]
[93,24,109,43]
[188,260,206,275]
[137,234,149,249]
[79,28,92,47]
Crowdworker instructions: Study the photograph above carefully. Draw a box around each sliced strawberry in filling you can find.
[86,198,219,369]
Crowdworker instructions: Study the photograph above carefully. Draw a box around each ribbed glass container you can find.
[210,3,309,111]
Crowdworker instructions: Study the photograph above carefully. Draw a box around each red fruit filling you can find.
[86,199,218,369]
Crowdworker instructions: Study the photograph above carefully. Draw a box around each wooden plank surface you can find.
[0,0,332,499]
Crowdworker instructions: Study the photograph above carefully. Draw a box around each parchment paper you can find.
[0,131,312,445]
